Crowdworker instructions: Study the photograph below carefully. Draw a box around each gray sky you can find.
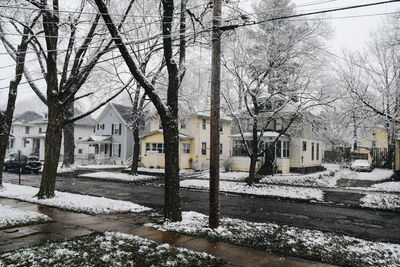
[1,0,400,113]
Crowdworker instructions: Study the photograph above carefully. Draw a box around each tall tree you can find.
[0,12,41,187]
[94,0,188,221]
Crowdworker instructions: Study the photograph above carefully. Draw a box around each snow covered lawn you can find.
[79,172,158,182]
[0,232,223,266]
[336,168,393,181]
[0,183,151,214]
[147,212,400,267]
[194,171,249,181]
[369,182,400,193]
[77,164,127,170]
[0,205,51,229]
[361,193,400,210]
[259,170,337,187]
[180,180,324,200]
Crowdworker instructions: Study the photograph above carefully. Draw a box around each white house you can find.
[229,99,325,174]
[76,103,134,164]
[6,111,95,162]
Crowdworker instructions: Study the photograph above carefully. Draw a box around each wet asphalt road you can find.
[2,172,400,244]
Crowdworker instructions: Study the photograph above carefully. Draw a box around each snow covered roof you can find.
[230,131,289,139]
[13,111,43,125]
[111,103,133,125]
[76,135,112,144]
[140,130,194,140]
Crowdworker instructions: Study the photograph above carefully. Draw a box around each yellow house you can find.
[353,127,388,166]
[140,113,232,170]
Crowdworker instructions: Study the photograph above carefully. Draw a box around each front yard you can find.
[0,232,223,267]
[147,211,400,267]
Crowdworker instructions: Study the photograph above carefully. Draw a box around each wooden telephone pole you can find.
[209,0,222,229]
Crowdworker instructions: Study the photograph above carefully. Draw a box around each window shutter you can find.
[119,123,122,135]
[111,124,114,135]
[118,144,121,157]
[110,144,112,156]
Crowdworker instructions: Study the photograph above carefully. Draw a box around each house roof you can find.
[140,130,194,140]
[111,103,133,125]
[30,109,95,126]
[230,131,289,139]
[13,111,43,124]
[76,135,112,144]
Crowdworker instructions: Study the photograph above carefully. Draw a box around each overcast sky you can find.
[1,0,399,114]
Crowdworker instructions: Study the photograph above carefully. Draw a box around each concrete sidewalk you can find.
[0,198,332,267]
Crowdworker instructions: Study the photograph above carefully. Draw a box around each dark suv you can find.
[4,155,41,174]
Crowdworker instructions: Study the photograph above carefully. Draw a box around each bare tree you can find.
[95,0,189,221]
[0,11,41,187]
[222,0,331,183]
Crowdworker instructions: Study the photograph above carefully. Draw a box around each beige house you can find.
[229,98,324,174]
[140,112,232,170]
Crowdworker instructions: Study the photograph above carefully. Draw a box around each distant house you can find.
[6,111,95,162]
[76,103,134,164]
[140,111,232,170]
[353,127,389,167]
[229,98,324,174]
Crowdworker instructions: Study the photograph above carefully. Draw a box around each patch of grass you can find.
[148,213,400,267]
[0,232,223,267]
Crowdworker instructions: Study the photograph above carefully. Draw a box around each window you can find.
[219,122,223,132]
[276,141,282,158]
[275,119,283,131]
[112,123,121,135]
[282,141,289,158]
[10,139,14,149]
[201,142,207,155]
[78,149,83,154]
[101,124,105,130]
[219,144,223,155]
[182,143,190,154]
[232,140,251,156]
[97,124,99,130]
[180,120,186,129]
[311,143,315,161]
[302,141,307,151]
[112,144,121,157]
[316,143,320,161]
[371,141,376,147]
[159,120,163,129]
[145,143,164,154]
[39,127,42,133]
[202,119,206,130]
[24,139,29,147]
[25,126,30,134]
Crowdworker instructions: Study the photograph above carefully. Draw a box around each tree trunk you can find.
[246,117,259,185]
[162,115,181,221]
[130,127,140,175]
[37,103,63,199]
[0,81,17,187]
[62,102,75,167]
[258,142,276,176]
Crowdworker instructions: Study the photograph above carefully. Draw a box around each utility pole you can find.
[209,0,221,229]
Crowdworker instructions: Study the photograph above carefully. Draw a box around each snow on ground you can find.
[335,168,393,181]
[77,164,127,170]
[259,170,337,187]
[79,172,158,182]
[369,182,400,193]
[0,205,51,229]
[147,211,400,267]
[180,179,324,200]
[360,193,400,210]
[0,183,151,214]
[0,231,222,266]
[194,171,249,181]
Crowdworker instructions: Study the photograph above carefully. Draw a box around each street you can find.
[2,171,400,244]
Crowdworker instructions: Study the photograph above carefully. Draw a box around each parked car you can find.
[350,159,373,172]
[4,155,41,174]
